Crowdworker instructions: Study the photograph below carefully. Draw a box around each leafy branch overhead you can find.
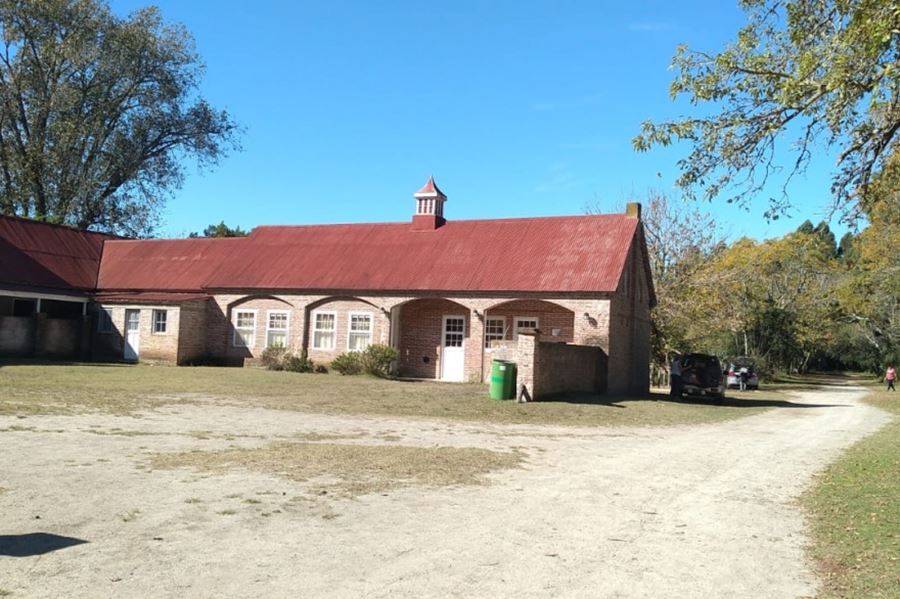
[0,0,240,236]
[633,0,900,220]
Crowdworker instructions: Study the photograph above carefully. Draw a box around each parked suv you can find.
[726,357,759,390]
[681,353,726,400]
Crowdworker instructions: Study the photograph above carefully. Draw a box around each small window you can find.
[484,317,505,349]
[152,310,168,335]
[347,312,373,351]
[233,310,256,347]
[514,317,539,339]
[97,308,113,333]
[312,312,336,350]
[267,310,289,348]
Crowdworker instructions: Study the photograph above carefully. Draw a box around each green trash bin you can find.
[490,360,516,400]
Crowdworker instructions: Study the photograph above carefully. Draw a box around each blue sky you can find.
[111,0,844,241]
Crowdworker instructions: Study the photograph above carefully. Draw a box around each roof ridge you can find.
[0,214,120,238]
[250,213,624,230]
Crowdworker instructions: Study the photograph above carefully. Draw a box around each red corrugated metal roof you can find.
[96,237,247,292]
[98,214,639,294]
[93,291,209,304]
[0,216,112,292]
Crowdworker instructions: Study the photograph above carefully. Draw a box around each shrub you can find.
[360,344,398,378]
[261,346,287,371]
[331,352,363,375]
[283,351,314,373]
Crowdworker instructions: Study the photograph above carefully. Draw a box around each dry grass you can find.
[151,442,524,497]
[0,362,797,427]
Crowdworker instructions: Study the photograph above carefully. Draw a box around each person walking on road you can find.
[886,365,896,392]
[670,356,683,399]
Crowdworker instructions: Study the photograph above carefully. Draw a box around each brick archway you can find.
[394,298,471,380]
[482,299,575,344]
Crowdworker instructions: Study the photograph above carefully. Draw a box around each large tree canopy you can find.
[634,0,900,220]
[0,0,238,235]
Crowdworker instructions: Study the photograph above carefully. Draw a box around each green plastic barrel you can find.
[490,360,516,400]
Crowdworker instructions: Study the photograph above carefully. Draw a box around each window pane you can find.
[267,331,286,348]
[350,314,371,331]
[313,330,334,350]
[349,332,370,351]
[153,310,167,334]
[236,312,255,328]
[485,318,505,348]
[315,313,335,331]
[235,329,254,347]
[268,312,288,330]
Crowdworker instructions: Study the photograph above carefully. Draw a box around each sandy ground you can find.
[0,384,890,598]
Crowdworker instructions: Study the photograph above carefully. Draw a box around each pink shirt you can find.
[887,367,896,381]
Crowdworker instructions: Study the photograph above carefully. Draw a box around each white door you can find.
[440,315,465,382]
[124,309,141,361]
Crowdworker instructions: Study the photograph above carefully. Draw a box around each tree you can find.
[0,0,239,236]
[835,151,900,367]
[188,221,247,238]
[590,192,727,371]
[633,0,900,220]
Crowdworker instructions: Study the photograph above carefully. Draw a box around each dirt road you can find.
[0,384,889,598]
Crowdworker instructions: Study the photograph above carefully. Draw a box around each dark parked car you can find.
[681,353,726,400]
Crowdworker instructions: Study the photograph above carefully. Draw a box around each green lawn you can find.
[803,384,900,598]
[0,361,797,427]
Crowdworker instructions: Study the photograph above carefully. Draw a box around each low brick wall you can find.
[0,316,35,355]
[511,332,607,400]
[0,314,89,359]
[535,341,607,397]
[36,317,82,358]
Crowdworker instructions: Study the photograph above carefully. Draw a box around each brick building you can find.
[0,178,655,395]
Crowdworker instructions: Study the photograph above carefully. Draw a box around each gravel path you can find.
[0,384,889,598]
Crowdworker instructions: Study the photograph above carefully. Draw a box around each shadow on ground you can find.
[543,391,846,409]
[0,533,88,557]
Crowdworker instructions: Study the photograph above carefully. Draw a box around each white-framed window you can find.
[152,309,168,335]
[312,311,336,350]
[347,312,373,351]
[233,309,257,347]
[97,308,113,333]
[266,310,290,348]
[484,317,506,349]
[514,316,539,339]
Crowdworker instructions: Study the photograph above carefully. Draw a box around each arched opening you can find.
[483,299,576,347]
[394,297,471,381]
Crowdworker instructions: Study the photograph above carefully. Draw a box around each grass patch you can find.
[0,362,796,427]
[802,387,900,598]
[150,442,524,497]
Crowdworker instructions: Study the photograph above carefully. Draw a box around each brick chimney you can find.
[411,176,447,231]
[625,202,642,219]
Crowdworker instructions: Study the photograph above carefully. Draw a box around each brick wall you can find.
[217,296,300,363]
[200,292,640,391]
[606,238,652,395]
[176,301,208,364]
[92,304,181,363]
[306,298,388,364]
[397,298,469,379]
[0,316,34,355]
[485,299,575,343]
[513,333,607,399]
